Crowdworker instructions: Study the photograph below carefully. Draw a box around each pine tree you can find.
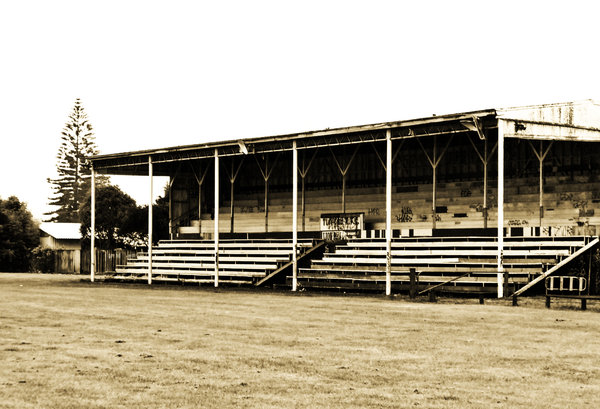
[45,98,99,222]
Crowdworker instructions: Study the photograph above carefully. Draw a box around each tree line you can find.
[0,99,167,272]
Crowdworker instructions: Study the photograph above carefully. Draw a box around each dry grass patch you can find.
[1,273,599,408]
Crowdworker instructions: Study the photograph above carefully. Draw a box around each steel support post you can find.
[539,146,543,228]
[330,146,359,215]
[168,179,173,240]
[264,160,269,232]
[299,148,318,232]
[483,136,488,229]
[292,141,298,291]
[385,130,392,296]
[230,174,235,233]
[497,122,505,298]
[528,140,553,232]
[192,163,210,235]
[432,136,437,230]
[301,175,306,231]
[148,156,153,285]
[90,165,96,282]
[214,149,219,287]
[418,135,452,231]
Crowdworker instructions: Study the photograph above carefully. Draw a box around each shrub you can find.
[30,247,56,273]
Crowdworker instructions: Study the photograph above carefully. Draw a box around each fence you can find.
[54,249,80,274]
[81,248,138,274]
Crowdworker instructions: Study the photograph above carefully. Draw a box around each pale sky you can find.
[1,0,599,220]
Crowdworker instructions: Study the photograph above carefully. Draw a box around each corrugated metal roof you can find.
[89,108,498,163]
[39,223,82,240]
[88,100,600,175]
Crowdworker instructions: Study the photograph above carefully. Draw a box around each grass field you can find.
[1,274,599,408]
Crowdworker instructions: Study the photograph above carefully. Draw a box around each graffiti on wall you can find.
[395,207,413,223]
[542,225,575,237]
[508,219,529,226]
[367,208,380,216]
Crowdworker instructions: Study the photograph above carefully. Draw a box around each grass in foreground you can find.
[1,273,599,408]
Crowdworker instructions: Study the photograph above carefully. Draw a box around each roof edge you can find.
[90,108,497,162]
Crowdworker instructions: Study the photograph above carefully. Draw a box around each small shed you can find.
[39,223,82,273]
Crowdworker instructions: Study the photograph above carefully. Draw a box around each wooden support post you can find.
[214,149,219,288]
[292,141,298,292]
[545,296,551,308]
[512,295,518,306]
[409,268,417,299]
[148,156,153,285]
[385,130,392,296]
[90,165,96,282]
[497,121,505,298]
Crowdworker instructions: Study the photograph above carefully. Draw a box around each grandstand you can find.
[89,100,600,298]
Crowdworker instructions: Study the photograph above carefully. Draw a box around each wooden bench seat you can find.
[115,268,268,278]
[157,241,312,248]
[296,273,529,285]
[134,255,289,263]
[118,261,278,271]
[316,256,461,265]
[311,261,545,272]
[344,241,585,249]
[149,248,296,256]
[297,268,530,283]
[333,249,568,257]
[110,274,250,285]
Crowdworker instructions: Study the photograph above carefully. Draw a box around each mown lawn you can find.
[1,273,599,408]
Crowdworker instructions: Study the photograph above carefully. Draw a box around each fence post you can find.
[409,268,417,299]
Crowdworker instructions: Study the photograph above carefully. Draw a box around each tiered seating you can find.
[292,236,588,294]
[111,239,316,285]
[176,174,600,235]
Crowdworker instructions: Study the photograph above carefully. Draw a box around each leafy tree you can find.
[80,184,170,250]
[46,98,99,222]
[80,185,142,249]
[138,186,170,244]
[0,196,39,272]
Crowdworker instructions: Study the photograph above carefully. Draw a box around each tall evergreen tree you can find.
[46,99,99,222]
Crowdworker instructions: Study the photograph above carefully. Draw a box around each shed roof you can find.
[39,223,82,240]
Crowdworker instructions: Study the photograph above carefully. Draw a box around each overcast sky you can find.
[1,0,599,220]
